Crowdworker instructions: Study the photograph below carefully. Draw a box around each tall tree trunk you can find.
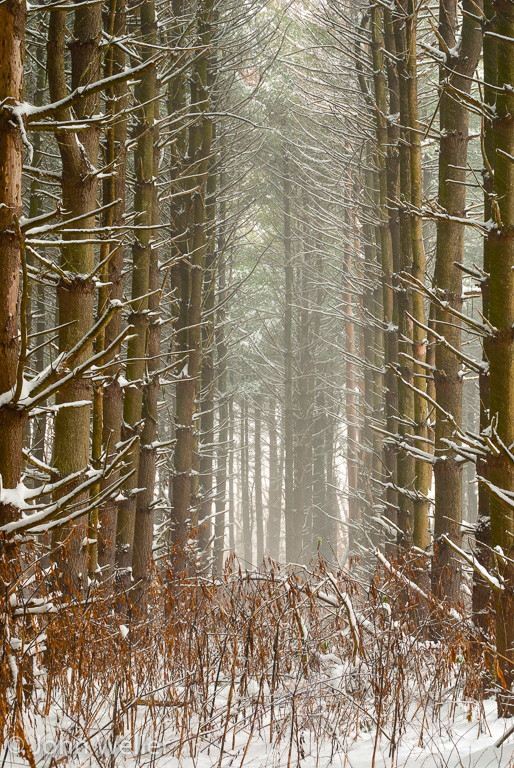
[115,0,156,591]
[213,234,228,573]
[473,0,495,644]
[48,2,101,592]
[167,0,188,566]
[171,0,214,567]
[266,401,280,560]
[343,219,360,552]
[28,42,46,467]
[0,0,26,534]
[431,0,483,603]
[282,153,298,562]
[296,213,313,561]
[132,57,160,605]
[228,392,236,553]
[254,397,263,566]
[488,0,514,716]
[383,8,400,546]
[198,146,217,560]
[323,415,338,559]
[371,5,398,552]
[370,5,391,552]
[241,400,251,565]
[312,389,327,555]
[97,0,128,580]
[393,8,415,551]
[405,1,431,555]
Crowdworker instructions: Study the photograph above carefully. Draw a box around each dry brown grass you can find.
[0,551,498,766]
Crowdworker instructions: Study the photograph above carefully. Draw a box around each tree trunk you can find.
[171,0,214,567]
[431,0,483,604]
[488,0,514,716]
[0,0,26,535]
[296,209,313,562]
[48,2,101,592]
[213,229,228,573]
[323,416,338,559]
[228,392,236,553]
[393,8,415,551]
[406,0,431,555]
[198,147,217,560]
[266,401,280,560]
[282,153,298,562]
[97,0,128,580]
[473,0,495,645]
[115,0,156,592]
[132,53,160,606]
[241,400,251,565]
[370,4,391,552]
[343,218,360,552]
[254,397,264,566]
[383,8,400,547]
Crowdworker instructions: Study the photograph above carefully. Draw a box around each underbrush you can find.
[0,553,510,767]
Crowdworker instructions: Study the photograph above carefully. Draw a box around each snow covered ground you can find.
[3,688,514,767]
[2,566,513,768]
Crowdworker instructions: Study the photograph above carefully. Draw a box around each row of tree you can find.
[0,0,346,598]
[340,0,514,714]
[0,0,241,598]
[2,0,514,715]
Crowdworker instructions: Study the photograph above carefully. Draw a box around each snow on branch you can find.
[0,436,138,535]
[22,56,164,124]
[375,548,463,622]
[398,272,491,338]
[439,534,504,592]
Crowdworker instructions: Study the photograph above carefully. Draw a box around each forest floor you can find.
[3,691,514,767]
[2,559,513,767]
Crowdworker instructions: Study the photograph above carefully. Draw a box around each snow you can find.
[375,548,463,622]
[342,705,514,768]
[2,560,514,768]
[0,480,32,511]
[440,534,504,592]
[2,687,514,767]
[10,103,34,164]
[0,377,33,408]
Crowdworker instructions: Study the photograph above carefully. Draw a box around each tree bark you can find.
[266,401,280,560]
[393,7,415,551]
[282,153,298,562]
[473,0,495,645]
[228,392,236,553]
[171,0,214,567]
[48,1,101,592]
[115,0,156,592]
[96,0,128,580]
[343,217,360,552]
[405,0,431,555]
[213,228,228,573]
[383,8,401,549]
[132,55,160,606]
[431,0,483,604]
[254,397,264,566]
[488,0,514,716]
[241,399,251,565]
[0,0,26,534]
[198,144,217,560]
